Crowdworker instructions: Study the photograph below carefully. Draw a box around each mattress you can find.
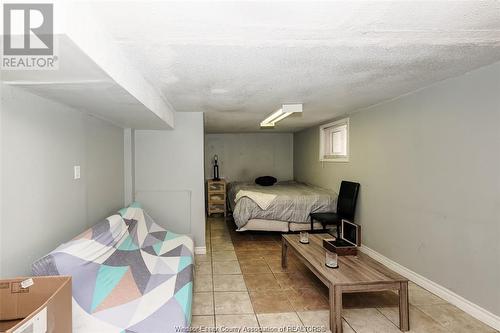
[238,219,326,232]
[237,219,289,232]
[228,181,337,229]
[32,203,194,333]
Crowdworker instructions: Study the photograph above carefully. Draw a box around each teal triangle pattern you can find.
[117,235,139,251]
[118,207,128,217]
[174,281,192,323]
[165,231,179,241]
[152,242,163,255]
[130,202,142,208]
[91,265,129,312]
[178,256,192,271]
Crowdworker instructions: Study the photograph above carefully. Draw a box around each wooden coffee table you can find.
[282,234,409,333]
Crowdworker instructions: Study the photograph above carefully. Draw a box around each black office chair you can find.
[310,181,360,238]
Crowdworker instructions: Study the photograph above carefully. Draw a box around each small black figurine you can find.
[213,155,220,180]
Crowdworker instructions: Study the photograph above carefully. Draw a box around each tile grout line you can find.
[209,221,216,324]
[402,302,455,333]
[210,219,218,324]
[230,219,307,328]
[222,217,354,331]
[205,217,496,333]
[210,217,255,325]
[236,223,333,330]
[410,305,452,332]
[373,307,401,331]
[344,317,357,333]
[226,216,262,328]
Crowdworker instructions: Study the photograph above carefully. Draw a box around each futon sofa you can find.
[32,203,194,333]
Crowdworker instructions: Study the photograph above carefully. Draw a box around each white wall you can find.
[1,85,124,277]
[0,81,3,278]
[294,62,500,316]
[86,116,126,224]
[205,133,293,182]
[134,112,205,248]
[123,128,135,206]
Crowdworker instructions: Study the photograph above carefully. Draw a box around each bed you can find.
[32,203,194,333]
[227,180,337,232]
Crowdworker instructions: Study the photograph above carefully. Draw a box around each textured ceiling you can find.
[2,36,170,129]
[90,1,500,132]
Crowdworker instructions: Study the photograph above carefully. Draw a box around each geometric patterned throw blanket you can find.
[32,202,194,333]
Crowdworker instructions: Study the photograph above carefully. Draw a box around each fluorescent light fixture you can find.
[260,104,302,128]
[260,109,290,128]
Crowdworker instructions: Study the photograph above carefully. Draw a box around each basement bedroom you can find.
[1,1,499,333]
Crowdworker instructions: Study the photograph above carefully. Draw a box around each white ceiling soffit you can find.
[88,1,500,133]
[1,2,175,130]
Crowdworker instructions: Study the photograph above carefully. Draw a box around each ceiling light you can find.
[260,104,302,128]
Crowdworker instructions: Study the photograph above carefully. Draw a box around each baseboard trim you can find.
[194,246,207,255]
[359,244,500,330]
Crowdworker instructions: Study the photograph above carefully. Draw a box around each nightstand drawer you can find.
[209,193,225,203]
[208,182,225,192]
[208,204,225,213]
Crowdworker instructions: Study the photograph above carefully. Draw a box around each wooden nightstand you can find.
[207,179,226,217]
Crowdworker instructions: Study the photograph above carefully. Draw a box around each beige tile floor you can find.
[192,216,498,333]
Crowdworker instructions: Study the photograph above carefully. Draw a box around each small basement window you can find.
[319,118,349,162]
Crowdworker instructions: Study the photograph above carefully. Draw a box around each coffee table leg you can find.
[329,285,343,333]
[281,239,288,269]
[399,282,410,331]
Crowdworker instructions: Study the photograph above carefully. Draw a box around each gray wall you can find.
[294,62,500,315]
[134,112,205,248]
[1,85,124,277]
[205,133,293,182]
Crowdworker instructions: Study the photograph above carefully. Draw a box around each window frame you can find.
[319,117,350,162]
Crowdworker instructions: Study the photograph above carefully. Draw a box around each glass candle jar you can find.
[325,249,338,268]
[299,231,309,244]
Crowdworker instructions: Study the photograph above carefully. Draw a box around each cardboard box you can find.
[0,276,72,333]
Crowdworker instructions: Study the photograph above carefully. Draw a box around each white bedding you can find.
[228,181,337,229]
[235,190,277,210]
